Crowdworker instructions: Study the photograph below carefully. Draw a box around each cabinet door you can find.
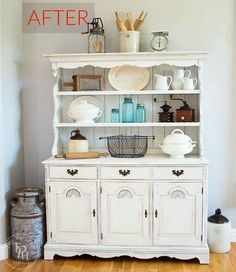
[101,182,150,246]
[154,183,202,246]
[50,182,97,244]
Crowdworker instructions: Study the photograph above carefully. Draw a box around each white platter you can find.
[69,96,104,122]
[108,65,150,91]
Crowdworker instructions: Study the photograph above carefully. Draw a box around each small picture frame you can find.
[77,74,103,91]
[63,74,103,91]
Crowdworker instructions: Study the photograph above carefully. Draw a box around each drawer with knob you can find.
[153,167,204,180]
[100,167,152,180]
[49,166,97,180]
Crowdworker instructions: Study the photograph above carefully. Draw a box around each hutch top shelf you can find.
[44,51,208,69]
[46,51,207,157]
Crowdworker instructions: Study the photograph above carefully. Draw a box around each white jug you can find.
[154,74,172,90]
[208,209,231,253]
[171,69,191,90]
[174,69,191,79]
[183,78,198,90]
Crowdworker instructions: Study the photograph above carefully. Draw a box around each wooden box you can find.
[176,109,195,122]
[158,112,174,122]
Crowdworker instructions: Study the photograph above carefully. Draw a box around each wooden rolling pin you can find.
[115,12,127,32]
[125,12,135,31]
[55,152,109,159]
[134,11,147,30]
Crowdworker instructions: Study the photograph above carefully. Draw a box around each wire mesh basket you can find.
[99,135,155,158]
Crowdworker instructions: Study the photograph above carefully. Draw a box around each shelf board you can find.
[57,90,200,96]
[55,122,200,128]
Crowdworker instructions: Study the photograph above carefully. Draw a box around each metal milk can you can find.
[10,188,46,261]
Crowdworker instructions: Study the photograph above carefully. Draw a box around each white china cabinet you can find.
[43,52,209,264]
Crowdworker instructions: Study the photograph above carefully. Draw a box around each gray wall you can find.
[0,0,25,245]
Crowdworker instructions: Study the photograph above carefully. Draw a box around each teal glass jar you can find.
[122,97,134,123]
[111,108,120,123]
[136,104,146,123]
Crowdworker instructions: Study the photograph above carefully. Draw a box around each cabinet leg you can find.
[198,254,210,264]
[44,250,55,260]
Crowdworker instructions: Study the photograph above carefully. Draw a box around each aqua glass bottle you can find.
[122,97,134,123]
[136,104,146,123]
[111,109,120,123]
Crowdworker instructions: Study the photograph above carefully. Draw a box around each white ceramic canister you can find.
[207,209,231,253]
[68,129,89,153]
[119,31,140,53]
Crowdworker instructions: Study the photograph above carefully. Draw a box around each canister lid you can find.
[124,97,132,102]
[208,209,229,224]
[16,188,43,197]
[137,104,145,108]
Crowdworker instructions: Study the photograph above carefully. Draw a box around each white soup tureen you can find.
[68,100,102,124]
[160,129,196,159]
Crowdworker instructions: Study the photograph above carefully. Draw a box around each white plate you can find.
[69,96,104,121]
[108,65,150,91]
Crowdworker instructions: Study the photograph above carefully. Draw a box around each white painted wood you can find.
[56,90,201,96]
[49,182,98,244]
[49,166,97,180]
[43,52,209,264]
[153,166,204,180]
[100,167,152,180]
[55,122,201,128]
[45,52,208,69]
[100,182,150,246]
[44,243,209,264]
[153,182,202,246]
[42,155,208,166]
[0,244,8,260]
[52,68,61,156]
[48,52,205,155]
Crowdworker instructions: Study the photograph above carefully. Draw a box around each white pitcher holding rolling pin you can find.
[154,74,172,90]
[183,77,198,90]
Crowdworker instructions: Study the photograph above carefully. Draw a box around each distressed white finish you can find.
[49,182,98,245]
[0,244,8,260]
[45,52,205,156]
[43,156,209,264]
[56,90,201,96]
[154,183,202,246]
[44,52,207,69]
[101,182,150,246]
[43,243,209,264]
[49,165,97,180]
[43,52,209,264]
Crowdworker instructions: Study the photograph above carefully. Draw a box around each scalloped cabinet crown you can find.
[43,52,209,264]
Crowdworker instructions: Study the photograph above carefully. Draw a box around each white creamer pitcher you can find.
[183,78,198,90]
[154,74,172,90]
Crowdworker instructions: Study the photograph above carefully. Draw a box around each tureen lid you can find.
[163,129,193,145]
[70,100,98,110]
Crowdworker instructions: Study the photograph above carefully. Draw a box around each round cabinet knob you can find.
[181,116,185,120]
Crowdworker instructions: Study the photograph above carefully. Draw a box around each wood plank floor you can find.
[1,244,236,272]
